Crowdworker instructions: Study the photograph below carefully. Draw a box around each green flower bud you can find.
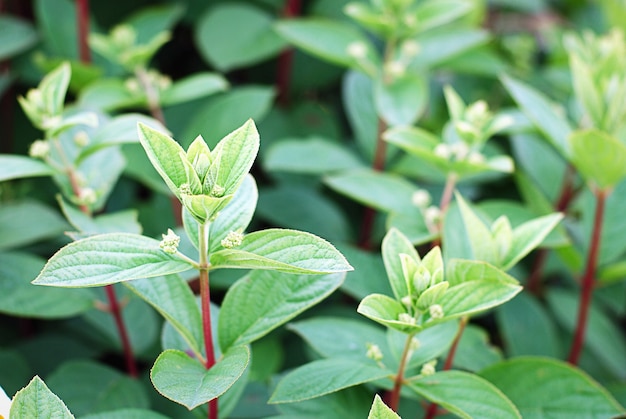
[28,140,50,159]
[366,343,384,362]
[398,313,416,325]
[421,359,437,376]
[428,304,444,319]
[159,228,180,254]
[221,230,244,249]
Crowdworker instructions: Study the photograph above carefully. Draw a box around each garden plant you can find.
[1,0,626,418]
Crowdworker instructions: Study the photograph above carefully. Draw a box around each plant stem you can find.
[388,333,415,411]
[423,316,468,419]
[105,284,138,377]
[358,118,388,250]
[76,0,91,62]
[198,222,217,418]
[431,172,457,249]
[567,188,607,365]
[275,0,301,106]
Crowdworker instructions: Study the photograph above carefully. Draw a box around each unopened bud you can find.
[366,343,384,361]
[221,230,244,249]
[424,206,441,227]
[429,304,444,319]
[467,151,485,165]
[412,190,431,209]
[347,41,368,59]
[159,228,180,254]
[433,143,452,159]
[451,142,469,160]
[421,359,437,376]
[76,187,97,206]
[74,131,90,147]
[179,183,192,195]
[384,61,406,78]
[210,184,225,198]
[401,295,413,308]
[398,313,417,325]
[401,40,421,57]
[29,140,50,159]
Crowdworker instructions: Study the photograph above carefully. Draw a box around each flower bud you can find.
[433,143,452,159]
[409,337,421,351]
[179,183,192,196]
[401,40,421,57]
[347,41,368,59]
[398,313,416,325]
[159,228,180,254]
[221,230,244,249]
[210,184,225,198]
[76,187,97,206]
[421,359,437,376]
[29,140,50,159]
[413,264,431,295]
[429,304,444,319]
[366,343,384,361]
[74,131,90,147]
[411,189,431,209]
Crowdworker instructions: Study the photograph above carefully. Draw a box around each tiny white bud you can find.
[433,143,452,159]
[403,14,418,28]
[401,295,413,308]
[124,78,140,93]
[160,228,180,254]
[451,142,470,161]
[210,184,225,198]
[74,131,90,147]
[429,304,444,319]
[179,183,192,195]
[29,140,50,159]
[401,40,421,57]
[366,343,384,361]
[409,337,421,351]
[413,265,431,294]
[157,74,172,90]
[347,41,368,59]
[423,206,441,227]
[411,189,431,209]
[467,151,485,165]
[344,3,361,16]
[384,61,406,78]
[77,187,97,206]
[421,359,437,376]
[221,230,244,249]
[398,313,417,325]
[41,115,62,130]
[466,100,489,123]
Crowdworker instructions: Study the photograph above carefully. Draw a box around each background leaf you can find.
[10,376,74,419]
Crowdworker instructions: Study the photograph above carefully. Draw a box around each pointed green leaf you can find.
[455,193,497,264]
[211,119,259,196]
[501,75,571,156]
[269,358,391,404]
[502,212,563,270]
[357,293,418,333]
[41,62,71,117]
[409,371,521,419]
[10,376,74,419]
[382,228,420,300]
[413,0,473,33]
[374,73,428,126]
[275,18,378,69]
[58,195,141,235]
[368,394,400,419]
[125,274,203,359]
[161,72,228,105]
[569,129,626,189]
[0,155,55,182]
[150,346,249,410]
[480,357,626,418]
[137,122,188,198]
[210,229,353,274]
[219,270,343,352]
[33,233,194,287]
[0,200,69,250]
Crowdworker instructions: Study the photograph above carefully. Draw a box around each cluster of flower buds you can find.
[411,189,442,234]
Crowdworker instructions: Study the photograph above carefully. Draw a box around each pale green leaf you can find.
[161,72,228,105]
[413,0,473,32]
[219,270,344,352]
[368,394,400,419]
[0,15,38,60]
[210,229,353,274]
[569,129,626,189]
[382,227,420,300]
[150,346,249,410]
[455,192,497,264]
[33,233,194,287]
[357,293,417,333]
[0,155,55,182]
[125,274,203,359]
[0,200,69,250]
[374,73,428,126]
[10,376,74,419]
[503,212,563,270]
[480,357,625,418]
[269,358,391,403]
[409,371,521,419]
[58,195,141,235]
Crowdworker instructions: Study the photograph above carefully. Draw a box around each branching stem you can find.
[567,188,607,365]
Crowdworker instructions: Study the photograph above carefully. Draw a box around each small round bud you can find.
[366,343,384,362]
[347,41,368,59]
[433,143,452,159]
[157,74,172,90]
[344,3,361,16]
[29,140,50,159]
[467,151,485,165]
[384,61,406,78]
[398,313,417,325]
[179,183,192,195]
[124,78,140,93]
[76,187,97,206]
[421,360,437,376]
[112,24,136,48]
[41,115,62,130]
[401,40,421,57]
[423,206,441,228]
[210,184,225,198]
[466,100,489,123]
[409,337,421,351]
[401,295,413,308]
[74,131,90,147]
[221,230,244,249]
[160,228,180,254]
[451,142,469,161]
[429,304,444,319]
[411,189,431,209]
[403,14,418,28]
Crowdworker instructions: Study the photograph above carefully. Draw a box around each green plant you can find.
[1,0,626,418]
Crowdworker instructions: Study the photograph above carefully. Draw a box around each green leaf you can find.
[137,123,187,198]
[368,394,400,419]
[502,212,563,270]
[501,75,572,156]
[0,200,69,250]
[0,155,55,181]
[125,274,203,359]
[80,409,169,419]
[181,87,275,148]
[33,233,194,287]
[78,79,140,112]
[391,322,458,370]
[46,360,148,416]
[569,129,626,189]
[218,270,343,352]
[496,291,560,358]
[10,376,74,419]
[196,3,286,71]
[275,18,378,69]
[412,28,490,69]
[408,371,521,419]
[445,324,502,371]
[413,0,474,32]
[0,252,94,318]
[58,195,141,235]
[374,73,428,126]
[480,357,626,418]
[343,71,381,163]
[357,293,414,333]
[161,72,228,106]
[455,192,497,264]
[210,228,353,274]
[264,137,364,174]
[0,15,38,60]
[382,227,420,300]
[387,208,438,246]
[269,358,391,404]
[324,169,419,214]
[150,346,249,410]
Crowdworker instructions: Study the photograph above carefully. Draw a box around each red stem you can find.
[387,334,414,411]
[105,285,138,377]
[424,316,468,419]
[358,118,388,250]
[276,0,301,106]
[199,268,217,418]
[76,0,91,62]
[567,188,607,365]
